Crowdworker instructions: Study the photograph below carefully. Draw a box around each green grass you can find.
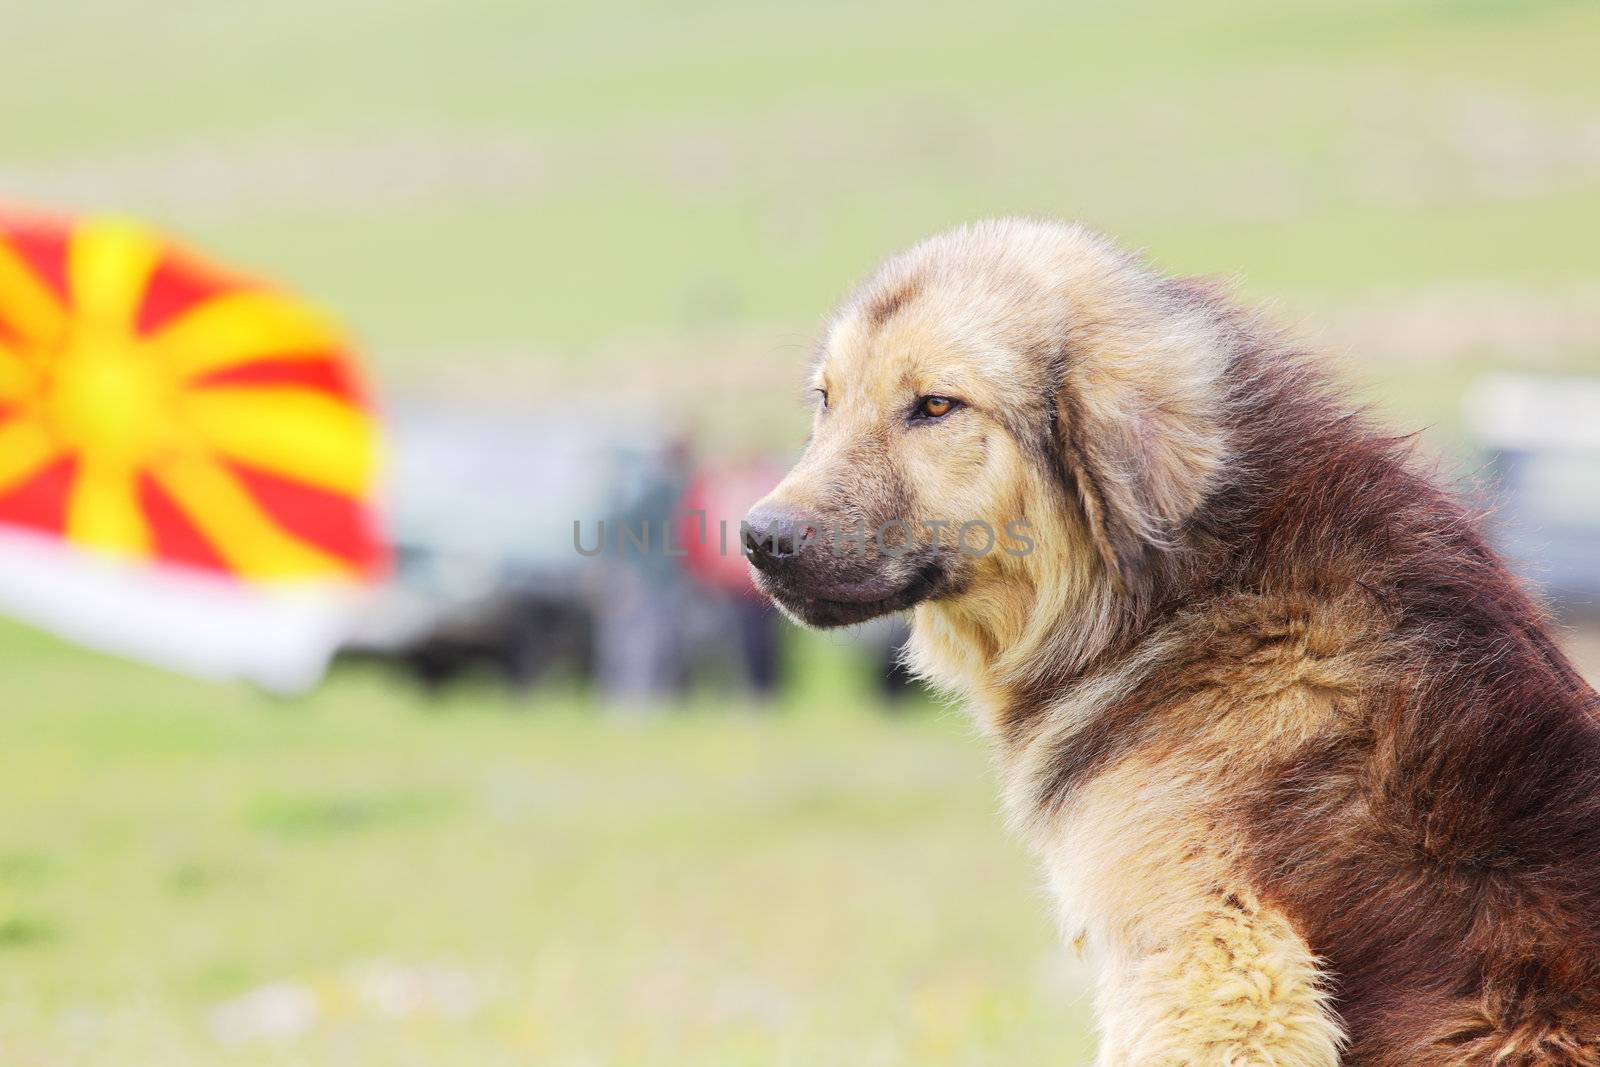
[4,1,1597,373]
[0,620,1094,1066]
[2,1,1599,1062]
[1,620,1594,1066]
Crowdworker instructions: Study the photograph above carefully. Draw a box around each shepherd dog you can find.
[741,219,1600,1065]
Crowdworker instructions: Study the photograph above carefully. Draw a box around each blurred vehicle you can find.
[342,404,668,692]
[1466,374,1600,617]
[344,403,923,706]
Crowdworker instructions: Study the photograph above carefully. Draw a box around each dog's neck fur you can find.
[906,522,1148,741]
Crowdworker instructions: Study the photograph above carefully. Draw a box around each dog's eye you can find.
[912,396,958,421]
[814,388,829,411]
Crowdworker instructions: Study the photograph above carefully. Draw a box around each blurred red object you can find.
[677,458,783,595]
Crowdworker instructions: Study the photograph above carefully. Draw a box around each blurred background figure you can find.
[678,455,787,701]
[0,3,1595,1064]
[591,433,694,705]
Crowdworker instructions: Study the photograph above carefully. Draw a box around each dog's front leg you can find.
[1093,890,1343,1067]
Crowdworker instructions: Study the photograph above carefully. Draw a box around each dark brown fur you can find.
[864,276,920,328]
[1030,279,1600,1062]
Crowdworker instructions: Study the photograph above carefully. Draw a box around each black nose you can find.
[741,505,814,572]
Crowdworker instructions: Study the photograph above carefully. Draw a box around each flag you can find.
[0,209,387,690]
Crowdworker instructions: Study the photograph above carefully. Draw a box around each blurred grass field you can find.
[6,0,1599,445]
[2,0,1599,1064]
[0,620,1097,1066]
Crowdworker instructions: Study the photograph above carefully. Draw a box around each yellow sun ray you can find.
[0,235,67,346]
[68,217,162,329]
[0,340,39,402]
[64,456,151,557]
[0,418,61,495]
[151,291,344,379]
[180,386,376,495]
[151,451,352,580]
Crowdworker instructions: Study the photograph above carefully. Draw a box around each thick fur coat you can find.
[744,219,1600,1065]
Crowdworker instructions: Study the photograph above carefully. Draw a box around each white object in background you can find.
[1464,374,1600,454]
[0,526,364,693]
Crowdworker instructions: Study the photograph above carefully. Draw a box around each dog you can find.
[742,219,1600,1065]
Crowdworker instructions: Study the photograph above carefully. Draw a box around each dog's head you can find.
[744,219,1233,664]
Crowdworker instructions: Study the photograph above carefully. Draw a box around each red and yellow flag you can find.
[0,210,386,582]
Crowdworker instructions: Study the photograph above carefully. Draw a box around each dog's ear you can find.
[1052,291,1230,600]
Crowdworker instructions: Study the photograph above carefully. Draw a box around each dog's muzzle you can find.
[740,504,949,627]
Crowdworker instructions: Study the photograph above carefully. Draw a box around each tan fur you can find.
[1008,600,1369,1065]
[874,221,1236,700]
[752,218,1600,1063]
[755,220,1347,1061]
[1094,890,1342,1067]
